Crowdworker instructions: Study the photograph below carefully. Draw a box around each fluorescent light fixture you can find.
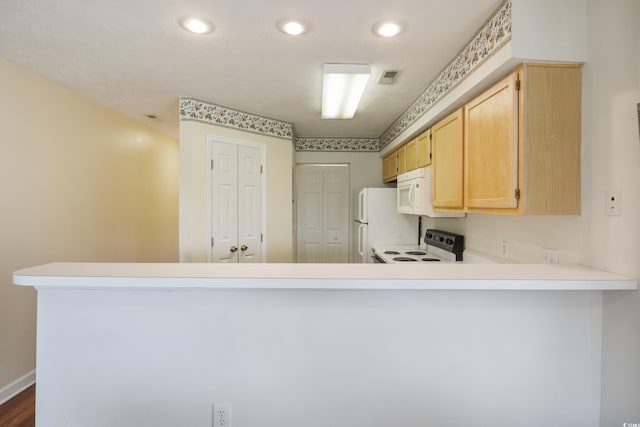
[322,64,371,119]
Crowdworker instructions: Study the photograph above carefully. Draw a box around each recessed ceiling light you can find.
[180,17,214,34]
[372,20,405,38]
[276,19,309,36]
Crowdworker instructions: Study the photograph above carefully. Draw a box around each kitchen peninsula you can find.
[14,262,636,427]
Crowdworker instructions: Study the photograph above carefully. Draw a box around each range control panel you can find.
[424,229,465,261]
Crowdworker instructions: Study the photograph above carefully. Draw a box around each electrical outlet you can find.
[501,241,509,259]
[607,190,621,216]
[213,403,231,427]
[543,248,559,264]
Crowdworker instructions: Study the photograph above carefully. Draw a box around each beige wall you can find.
[0,57,179,391]
[179,121,293,263]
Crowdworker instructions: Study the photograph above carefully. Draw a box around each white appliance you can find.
[352,188,419,263]
[373,229,505,264]
[397,167,465,217]
[373,229,464,263]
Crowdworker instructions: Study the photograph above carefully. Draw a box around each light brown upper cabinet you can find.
[397,144,407,176]
[382,149,398,183]
[431,108,464,210]
[464,72,519,209]
[382,128,431,182]
[405,138,418,172]
[464,63,581,215]
[416,129,431,168]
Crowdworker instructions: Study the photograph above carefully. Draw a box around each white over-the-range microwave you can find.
[397,167,465,217]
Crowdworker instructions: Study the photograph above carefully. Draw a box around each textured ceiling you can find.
[0,0,501,139]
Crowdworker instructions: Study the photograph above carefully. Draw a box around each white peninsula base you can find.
[14,263,637,427]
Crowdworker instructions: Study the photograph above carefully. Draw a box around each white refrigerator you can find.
[351,188,420,263]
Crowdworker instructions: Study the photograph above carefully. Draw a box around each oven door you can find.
[372,254,387,263]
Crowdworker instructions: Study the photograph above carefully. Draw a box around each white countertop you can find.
[13,262,638,291]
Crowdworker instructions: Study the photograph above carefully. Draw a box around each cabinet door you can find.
[416,129,431,167]
[389,150,398,179]
[397,145,407,175]
[382,155,390,182]
[431,109,464,209]
[382,151,397,182]
[464,72,519,209]
[405,139,418,172]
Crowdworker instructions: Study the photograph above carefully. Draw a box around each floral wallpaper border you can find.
[378,0,512,149]
[295,137,380,152]
[179,97,293,140]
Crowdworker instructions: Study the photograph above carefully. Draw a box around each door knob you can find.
[230,246,238,253]
[240,244,248,251]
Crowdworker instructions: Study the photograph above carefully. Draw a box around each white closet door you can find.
[296,164,350,263]
[237,145,262,263]
[323,165,350,263]
[296,165,324,263]
[211,142,238,263]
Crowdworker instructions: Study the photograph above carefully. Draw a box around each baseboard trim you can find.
[0,370,35,405]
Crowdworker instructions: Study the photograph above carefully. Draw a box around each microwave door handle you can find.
[408,184,415,210]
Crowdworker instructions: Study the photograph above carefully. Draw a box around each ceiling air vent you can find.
[378,70,399,85]
[144,113,165,122]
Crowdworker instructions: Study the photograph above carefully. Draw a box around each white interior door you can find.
[237,145,262,263]
[296,165,324,263]
[211,140,263,263]
[211,142,239,263]
[323,166,349,262]
[296,164,350,263]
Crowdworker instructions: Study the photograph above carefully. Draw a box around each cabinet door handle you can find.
[240,244,248,251]
[230,246,238,253]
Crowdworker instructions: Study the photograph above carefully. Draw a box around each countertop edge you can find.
[13,262,638,291]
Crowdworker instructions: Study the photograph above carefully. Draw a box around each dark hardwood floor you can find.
[0,385,35,427]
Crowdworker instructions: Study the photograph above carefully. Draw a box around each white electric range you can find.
[373,229,464,264]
